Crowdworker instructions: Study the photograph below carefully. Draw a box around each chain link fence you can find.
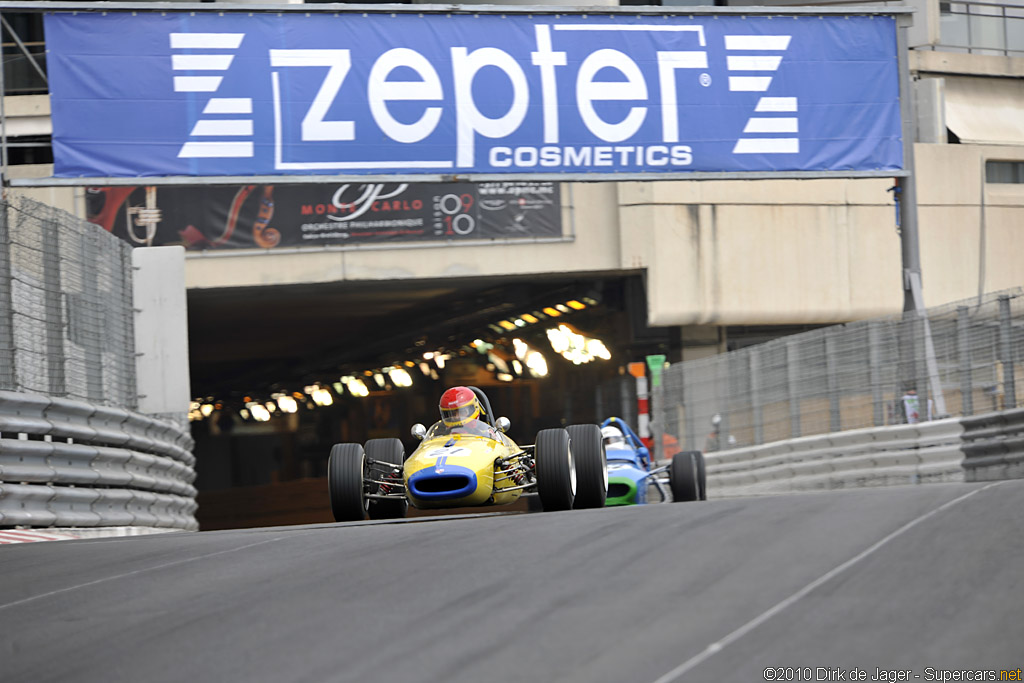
[562,373,638,428]
[656,289,1024,454]
[0,195,137,409]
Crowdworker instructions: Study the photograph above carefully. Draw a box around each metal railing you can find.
[928,1,1024,57]
[654,289,1024,456]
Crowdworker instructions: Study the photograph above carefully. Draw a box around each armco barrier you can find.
[0,390,197,530]
[961,408,1024,481]
[705,418,965,498]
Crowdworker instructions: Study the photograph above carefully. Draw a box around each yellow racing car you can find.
[327,386,607,521]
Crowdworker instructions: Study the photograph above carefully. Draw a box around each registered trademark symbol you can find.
[699,73,712,87]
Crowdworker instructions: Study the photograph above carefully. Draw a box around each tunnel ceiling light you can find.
[582,297,599,306]
[513,338,549,378]
[520,313,539,324]
[423,351,435,360]
[240,408,250,420]
[499,320,516,331]
[372,373,386,389]
[496,372,514,382]
[542,307,561,317]
[200,403,214,418]
[390,367,414,388]
[247,402,272,422]
[512,359,523,375]
[488,352,509,374]
[310,387,333,407]
[265,401,277,413]
[546,324,611,365]
[275,393,299,414]
[555,304,571,313]
[332,382,344,395]
[344,377,370,398]
[566,300,586,310]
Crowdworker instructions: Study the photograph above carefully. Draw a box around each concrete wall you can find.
[618,176,903,325]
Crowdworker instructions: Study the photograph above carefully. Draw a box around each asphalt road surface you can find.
[2,481,1022,683]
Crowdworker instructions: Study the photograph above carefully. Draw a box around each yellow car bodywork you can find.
[403,427,524,509]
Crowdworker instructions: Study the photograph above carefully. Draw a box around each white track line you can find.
[0,537,283,612]
[650,482,1005,683]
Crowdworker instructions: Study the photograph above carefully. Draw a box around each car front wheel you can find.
[328,443,367,522]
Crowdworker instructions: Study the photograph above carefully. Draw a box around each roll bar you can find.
[467,385,497,428]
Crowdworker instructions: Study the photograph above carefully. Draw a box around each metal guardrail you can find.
[929,0,1024,58]
[961,407,1024,481]
[705,419,965,498]
[0,389,197,529]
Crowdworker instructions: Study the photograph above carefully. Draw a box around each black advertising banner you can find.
[86,182,561,250]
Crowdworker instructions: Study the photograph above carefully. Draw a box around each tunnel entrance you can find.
[186,273,679,529]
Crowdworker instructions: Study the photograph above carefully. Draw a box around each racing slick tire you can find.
[328,443,367,522]
[535,428,575,511]
[695,450,708,501]
[364,438,408,520]
[566,424,607,509]
[669,450,703,503]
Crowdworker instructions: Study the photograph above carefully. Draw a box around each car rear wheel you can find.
[364,438,408,520]
[566,424,607,509]
[535,428,575,511]
[696,451,708,501]
[669,450,704,503]
[328,443,367,521]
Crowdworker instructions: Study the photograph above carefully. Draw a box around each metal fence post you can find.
[868,321,885,426]
[41,216,66,397]
[957,305,974,416]
[786,338,801,437]
[0,201,14,389]
[750,348,763,445]
[683,367,697,452]
[81,229,104,402]
[825,329,841,432]
[999,295,1017,408]
[117,242,138,410]
[619,374,633,426]
[718,353,731,446]
[915,314,931,418]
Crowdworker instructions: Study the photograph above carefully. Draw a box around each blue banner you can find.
[44,11,902,178]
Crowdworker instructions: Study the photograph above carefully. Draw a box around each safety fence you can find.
[1,195,137,408]
[654,289,1024,456]
[1,196,196,529]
